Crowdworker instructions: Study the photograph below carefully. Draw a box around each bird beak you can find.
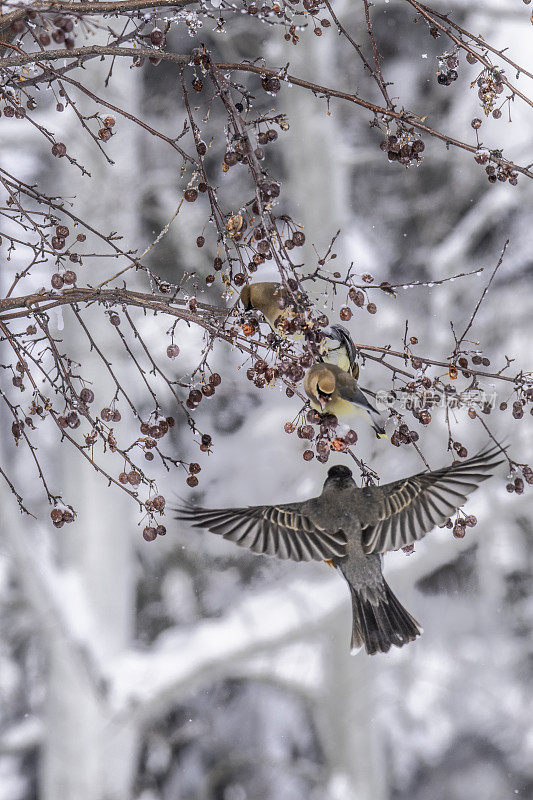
[318,395,327,410]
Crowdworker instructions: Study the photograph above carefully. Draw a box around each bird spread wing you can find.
[175,501,347,562]
[359,445,505,554]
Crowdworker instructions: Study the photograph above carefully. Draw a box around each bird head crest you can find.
[317,368,336,395]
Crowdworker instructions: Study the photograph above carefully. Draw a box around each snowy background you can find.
[1,1,532,798]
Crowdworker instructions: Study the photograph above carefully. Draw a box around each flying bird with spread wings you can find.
[176,446,503,654]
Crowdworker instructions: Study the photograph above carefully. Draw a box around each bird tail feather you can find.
[348,580,421,655]
[368,411,387,439]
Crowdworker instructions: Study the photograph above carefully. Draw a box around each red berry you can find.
[339,307,352,321]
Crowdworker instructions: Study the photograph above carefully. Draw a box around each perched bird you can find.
[176,445,504,654]
[240,284,360,379]
[319,324,359,378]
[304,362,386,437]
[239,282,292,333]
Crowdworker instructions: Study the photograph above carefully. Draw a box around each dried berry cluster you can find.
[138,417,175,462]
[475,68,505,116]
[436,53,459,86]
[142,523,167,542]
[37,14,77,50]
[245,359,280,388]
[473,148,518,185]
[50,506,76,528]
[440,513,478,539]
[186,374,221,409]
[379,133,425,167]
[284,409,358,464]
[390,424,420,448]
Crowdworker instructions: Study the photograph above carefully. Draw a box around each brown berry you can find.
[143,526,157,542]
[128,471,141,486]
[52,142,67,158]
[63,270,76,285]
[339,307,352,322]
[152,495,166,511]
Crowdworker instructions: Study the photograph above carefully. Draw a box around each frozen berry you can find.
[150,27,165,45]
[152,495,165,511]
[143,526,157,542]
[340,307,352,322]
[128,471,141,486]
[345,430,358,445]
[51,142,67,157]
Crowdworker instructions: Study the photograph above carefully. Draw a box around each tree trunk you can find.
[40,52,141,800]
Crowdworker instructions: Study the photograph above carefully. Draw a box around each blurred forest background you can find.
[1,1,532,799]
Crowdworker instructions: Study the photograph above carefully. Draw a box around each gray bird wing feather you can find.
[357,444,505,554]
[175,499,347,562]
[335,371,380,415]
